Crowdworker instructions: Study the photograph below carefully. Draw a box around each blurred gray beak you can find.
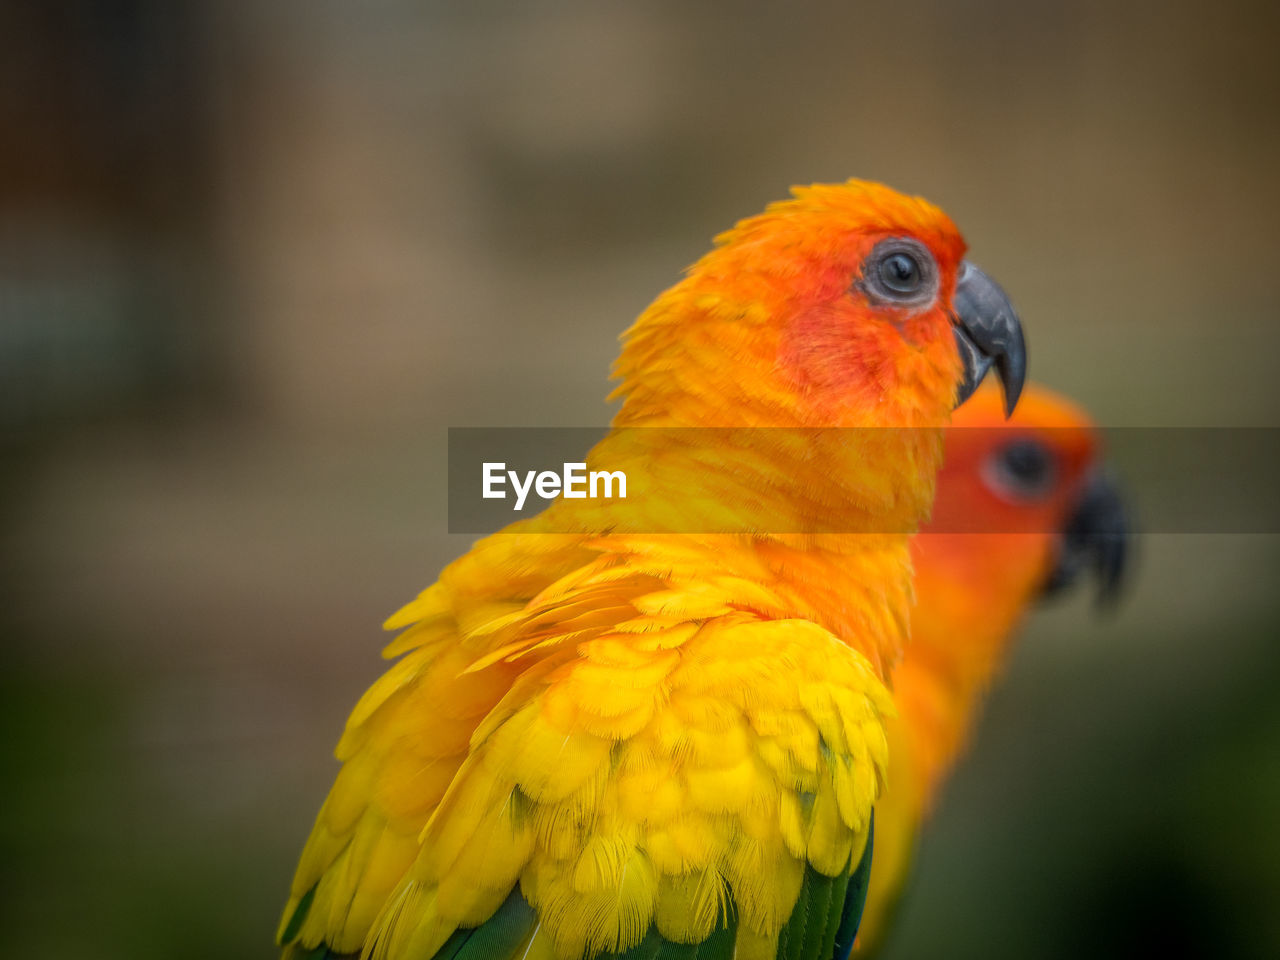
[1042,470,1131,608]
[952,261,1027,417]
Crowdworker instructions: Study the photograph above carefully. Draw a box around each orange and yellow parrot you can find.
[854,381,1128,955]
[277,181,1027,960]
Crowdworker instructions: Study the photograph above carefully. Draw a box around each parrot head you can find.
[914,382,1130,650]
[611,179,1026,430]
[896,381,1130,804]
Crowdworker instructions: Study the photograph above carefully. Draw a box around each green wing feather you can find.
[447,886,539,960]
[777,813,872,960]
[832,814,875,960]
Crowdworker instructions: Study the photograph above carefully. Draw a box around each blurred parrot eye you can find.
[859,237,938,309]
[983,438,1058,501]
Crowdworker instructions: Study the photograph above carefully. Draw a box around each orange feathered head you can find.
[932,383,1100,541]
[611,180,1026,430]
[912,381,1129,677]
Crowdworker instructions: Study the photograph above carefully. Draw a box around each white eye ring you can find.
[857,237,939,310]
[982,438,1059,502]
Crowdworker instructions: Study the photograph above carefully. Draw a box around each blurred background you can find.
[2,1,1278,957]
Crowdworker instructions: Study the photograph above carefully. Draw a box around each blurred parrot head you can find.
[909,381,1129,708]
[610,179,1026,431]
[926,381,1126,598]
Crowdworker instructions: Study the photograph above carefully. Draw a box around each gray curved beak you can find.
[952,261,1027,417]
[1042,470,1131,609]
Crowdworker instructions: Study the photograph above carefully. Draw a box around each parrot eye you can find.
[881,253,921,292]
[983,438,1058,501]
[859,237,939,309]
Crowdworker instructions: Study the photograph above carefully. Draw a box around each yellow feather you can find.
[321,758,375,838]
[289,822,346,902]
[654,868,731,943]
[669,693,740,735]
[554,675,656,723]
[495,705,613,803]
[777,790,807,859]
[722,830,805,937]
[368,882,440,960]
[618,767,682,825]
[684,756,763,813]
[799,683,850,755]
[651,812,725,873]
[566,699,656,740]
[381,582,448,631]
[343,654,422,734]
[832,756,863,832]
[571,828,639,894]
[342,824,418,946]
[631,586,733,620]
[530,800,590,862]
[805,782,854,877]
[527,851,669,960]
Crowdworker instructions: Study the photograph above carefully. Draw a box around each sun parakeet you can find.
[854,381,1129,956]
[277,180,1027,960]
